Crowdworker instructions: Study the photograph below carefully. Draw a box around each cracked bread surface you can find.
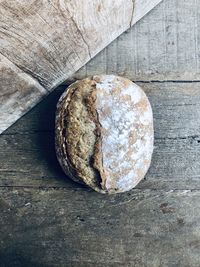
[55,79,104,192]
[55,75,154,194]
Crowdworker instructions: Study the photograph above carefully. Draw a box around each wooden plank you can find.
[71,0,200,82]
[1,82,200,190]
[0,187,199,266]
[0,54,47,132]
[0,0,162,134]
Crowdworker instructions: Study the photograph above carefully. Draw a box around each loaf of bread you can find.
[55,75,154,194]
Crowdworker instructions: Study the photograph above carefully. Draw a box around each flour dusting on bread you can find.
[55,75,154,194]
[94,75,153,193]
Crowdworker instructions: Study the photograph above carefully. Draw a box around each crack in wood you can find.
[0,185,199,192]
[156,135,200,141]
[132,80,200,83]
[130,0,135,27]
[0,51,48,92]
[57,0,92,59]
[70,19,92,59]
[15,65,50,91]
[66,79,200,84]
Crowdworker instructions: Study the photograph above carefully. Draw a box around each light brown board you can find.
[72,0,200,82]
[0,0,162,134]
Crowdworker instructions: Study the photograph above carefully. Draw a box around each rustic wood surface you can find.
[71,0,200,82]
[1,81,200,266]
[0,0,162,134]
[0,187,199,267]
[1,0,200,266]
[1,82,200,191]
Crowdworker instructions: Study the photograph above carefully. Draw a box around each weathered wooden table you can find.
[1,1,200,266]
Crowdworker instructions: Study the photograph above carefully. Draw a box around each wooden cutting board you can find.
[0,0,162,134]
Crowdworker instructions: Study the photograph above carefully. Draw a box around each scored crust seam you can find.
[55,83,83,184]
[84,82,106,191]
[55,79,106,192]
[55,75,154,194]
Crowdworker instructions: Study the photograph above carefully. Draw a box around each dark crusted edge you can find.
[55,79,106,193]
[55,82,84,185]
[84,82,107,191]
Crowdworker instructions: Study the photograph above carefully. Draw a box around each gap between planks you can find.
[66,80,200,84]
[0,185,199,192]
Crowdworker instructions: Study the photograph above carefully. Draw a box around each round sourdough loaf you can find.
[55,75,154,194]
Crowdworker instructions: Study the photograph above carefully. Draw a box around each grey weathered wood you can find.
[1,82,200,190]
[0,0,162,134]
[0,54,47,132]
[0,187,199,266]
[1,1,200,265]
[71,0,200,82]
[1,84,199,265]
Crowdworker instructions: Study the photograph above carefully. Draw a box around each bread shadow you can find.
[0,247,50,267]
[35,84,88,190]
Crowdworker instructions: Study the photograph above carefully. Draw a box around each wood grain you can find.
[0,0,162,134]
[1,82,200,191]
[71,0,200,82]
[0,187,199,266]
[1,2,200,265]
[1,83,200,266]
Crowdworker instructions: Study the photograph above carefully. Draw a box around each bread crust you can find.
[55,75,154,194]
